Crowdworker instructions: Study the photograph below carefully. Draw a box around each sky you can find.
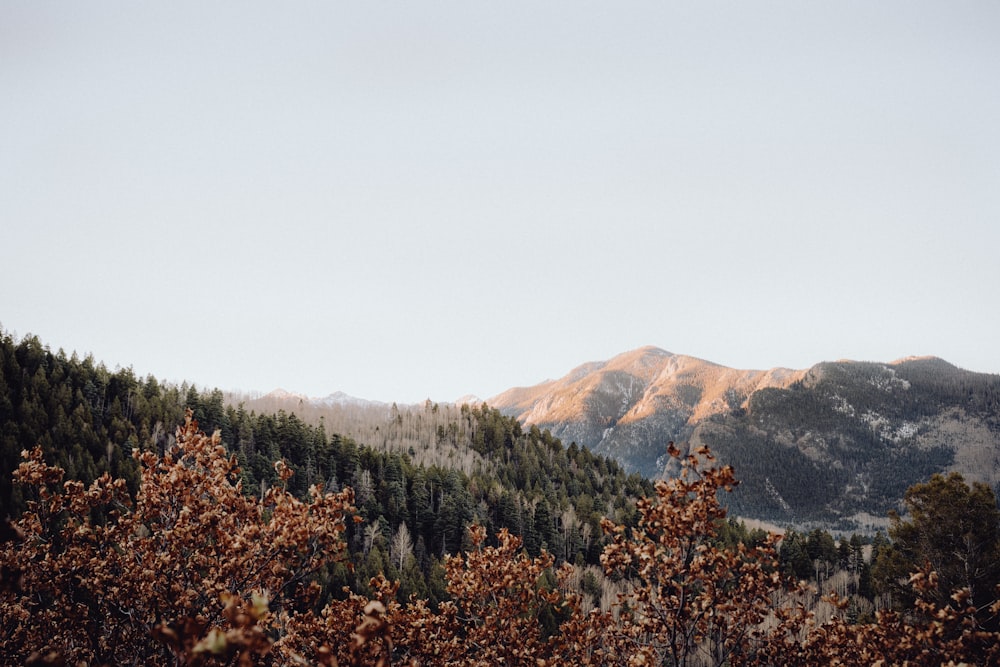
[2,2,999,404]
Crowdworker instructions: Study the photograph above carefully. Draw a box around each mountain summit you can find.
[489,347,1000,529]
[490,347,807,470]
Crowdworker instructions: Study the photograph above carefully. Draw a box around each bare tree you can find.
[390,522,414,572]
[363,522,382,556]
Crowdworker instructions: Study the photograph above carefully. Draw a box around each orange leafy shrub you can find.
[547,443,787,666]
[3,414,999,665]
[763,568,1000,666]
[392,524,565,666]
[0,409,356,665]
[279,525,567,666]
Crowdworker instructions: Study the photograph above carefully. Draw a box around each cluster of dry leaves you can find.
[2,413,997,665]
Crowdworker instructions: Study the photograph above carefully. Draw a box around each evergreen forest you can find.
[0,328,652,608]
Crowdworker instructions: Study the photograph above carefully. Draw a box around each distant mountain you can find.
[490,347,806,469]
[314,391,392,409]
[260,388,390,409]
[489,347,1000,530]
[263,388,311,402]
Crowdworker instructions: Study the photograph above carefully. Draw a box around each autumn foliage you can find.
[2,413,998,665]
[1,410,356,665]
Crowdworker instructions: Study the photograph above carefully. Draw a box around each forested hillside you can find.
[0,331,189,516]
[0,328,652,607]
[696,358,1000,528]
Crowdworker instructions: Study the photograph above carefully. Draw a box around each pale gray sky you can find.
[2,2,999,403]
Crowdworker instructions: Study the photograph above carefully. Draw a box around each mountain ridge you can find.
[487,346,1000,530]
[488,346,809,442]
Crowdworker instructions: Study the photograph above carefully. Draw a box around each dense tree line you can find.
[0,329,189,517]
[871,470,1000,631]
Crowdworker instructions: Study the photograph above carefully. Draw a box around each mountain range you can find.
[487,347,1000,530]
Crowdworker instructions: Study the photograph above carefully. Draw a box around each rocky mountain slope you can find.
[489,347,1000,530]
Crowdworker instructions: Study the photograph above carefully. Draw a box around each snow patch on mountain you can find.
[831,394,855,416]
[869,366,911,391]
[861,410,918,442]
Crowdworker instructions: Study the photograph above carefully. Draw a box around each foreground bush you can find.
[1,410,356,665]
[2,414,998,665]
